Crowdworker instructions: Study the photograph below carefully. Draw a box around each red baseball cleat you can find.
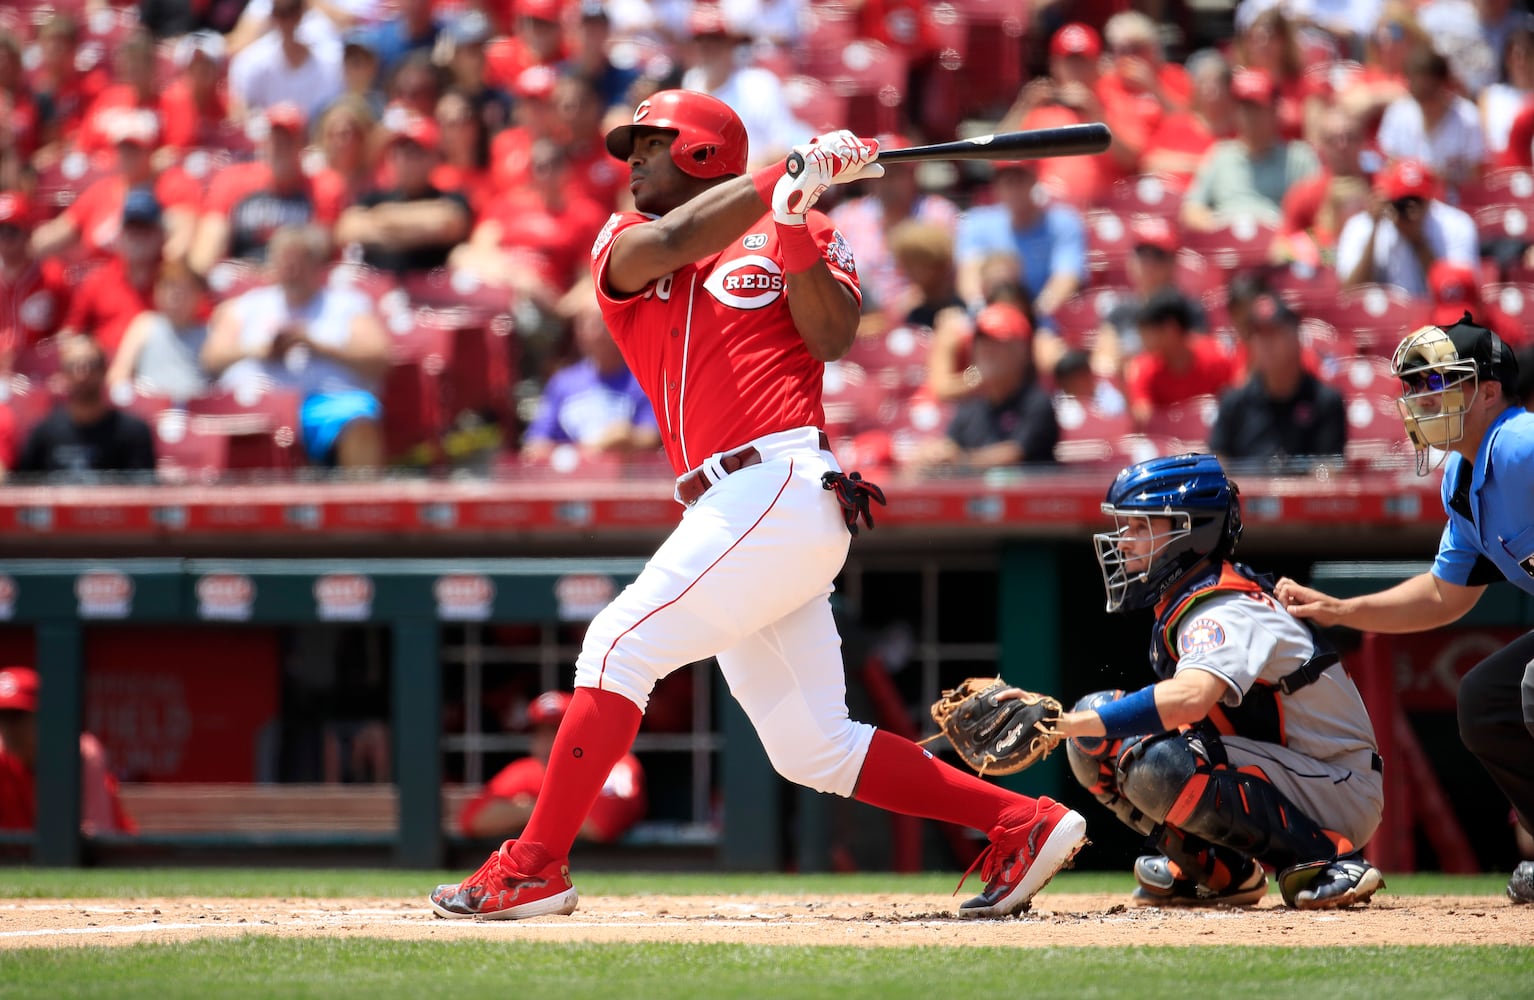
[429,840,579,920]
[956,797,1089,918]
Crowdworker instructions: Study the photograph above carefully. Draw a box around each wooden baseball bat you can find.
[785,122,1112,177]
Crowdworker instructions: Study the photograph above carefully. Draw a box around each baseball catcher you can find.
[936,454,1387,910]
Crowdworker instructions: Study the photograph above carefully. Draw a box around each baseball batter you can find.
[1276,315,1534,905]
[1056,453,1385,909]
[431,90,1088,920]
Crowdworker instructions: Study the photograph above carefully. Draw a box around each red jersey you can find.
[485,186,608,290]
[1020,104,1114,208]
[1125,334,1237,411]
[62,257,155,356]
[63,170,202,260]
[0,257,70,350]
[0,749,33,831]
[158,79,231,152]
[76,84,162,156]
[592,210,860,474]
[1,90,41,159]
[0,403,14,470]
[490,127,535,195]
[457,753,645,842]
[431,163,496,216]
[1141,111,1220,187]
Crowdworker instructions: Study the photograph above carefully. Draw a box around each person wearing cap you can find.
[53,188,168,358]
[1377,45,1486,191]
[1090,215,1209,378]
[0,192,69,360]
[1000,23,1117,208]
[190,103,346,273]
[1334,157,1477,296]
[0,666,136,834]
[1427,259,1527,348]
[1140,49,1238,186]
[13,334,156,480]
[1181,67,1320,232]
[1276,315,1534,905]
[486,0,569,94]
[336,114,472,276]
[457,689,647,841]
[488,65,565,195]
[562,1,641,113]
[228,0,344,125]
[1207,292,1346,470]
[1123,286,1237,429]
[160,30,235,151]
[954,160,1088,325]
[913,302,1059,471]
[201,223,389,468]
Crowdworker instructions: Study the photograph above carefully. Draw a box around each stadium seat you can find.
[1454,168,1534,214]
[782,74,849,135]
[1308,284,1420,355]
[149,412,232,483]
[1473,203,1534,247]
[821,359,881,439]
[1141,394,1218,452]
[844,324,930,400]
[1052,286,1133,344]
[1102,174,1186,219]
[1180,217,1278,273]
[886,394,953,467]
[1053,395,1134,465]
[186,387,303,471]
[1084,210,1135,285]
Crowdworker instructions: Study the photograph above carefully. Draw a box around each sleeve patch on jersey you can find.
[591,213,621,260]
[1179,618,1226,656]
[826,229,856,274]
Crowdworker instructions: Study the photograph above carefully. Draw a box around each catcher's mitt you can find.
[925,678,1063,776]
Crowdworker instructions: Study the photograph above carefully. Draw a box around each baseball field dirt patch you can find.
[3,892,1529,949]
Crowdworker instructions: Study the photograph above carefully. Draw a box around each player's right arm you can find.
[1274,570,1484,632]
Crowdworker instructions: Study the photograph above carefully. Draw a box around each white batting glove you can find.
[772,131,884,226]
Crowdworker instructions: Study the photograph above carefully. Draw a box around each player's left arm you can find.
[1057,669,1227,739]
[784,216,861,361]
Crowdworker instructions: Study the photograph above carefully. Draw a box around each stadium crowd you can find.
[2,0,1534,483]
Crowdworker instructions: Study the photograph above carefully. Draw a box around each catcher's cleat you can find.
[429,840,579,920]
[1278,852,1384,910]
[1130,854,1267,907]
[957,797,1089,919]
[1508,861,1534,904]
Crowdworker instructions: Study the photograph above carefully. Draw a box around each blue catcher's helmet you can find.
[1093,453,1243,613]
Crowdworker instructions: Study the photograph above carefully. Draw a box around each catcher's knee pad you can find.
[1120,729,1340,870]
[1066,690,1154,835]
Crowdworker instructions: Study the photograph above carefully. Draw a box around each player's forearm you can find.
[611,172,778,292]
[1331,572,1478,633]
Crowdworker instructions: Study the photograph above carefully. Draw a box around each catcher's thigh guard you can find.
[1117,728,1339,870]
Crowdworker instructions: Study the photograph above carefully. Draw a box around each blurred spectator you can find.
[444,12,512,138]
[55,188,166,357]
[1089,216,1209,378]
[1479,0,1532,70]
[0,396,12,476]
[1335,158,1477,295]
[76,28,162,158]
[1482,25,1534,159]
[1208,292,1347,468]
[829,142,960,323]
[161,32,235,152]
[1002,23,1119,207]
[1377,45,1487,189]
[30,14,108,152]
[1181,69,1321,232]
[1275,108,1373,266]
[190,104,345,274]
[0,667,136,834]
[0,30,39,174]
[489,66,563,200]
[229,0,344,124]
[563,1,642,113]
[0,193,68,361]
[31,113,201,265]
[955,161,1087,325]
[1053,346,1127,417]
[556,74,626,211]
[225,0,358,59]
[1427,260,1528,347]
[13,336,156,479]
[1282,0,1386,45]
[520,313,659,462]
[1416,0,1500,95]
[457,689,645,841]
[1095,12,1192,176]
[386,51,444,121]
[1335,4,1423,127]
[913,303,1059,471]
[678,4,811,168]
[202,224,389,469]
[1231,8,1326,141]
[360,0,447,78]
[1141,49,1237,186]
[452,138,607,314]
[141,0,250,39]
[311,97,379,213]
[885,220,965,330]
[106,261,213,400]
[487,0,569,91]
[1124,287,1237,429]
[333,30,385,120]
[336,115,472,276]
[432,91,497,216]
[926,252,1029,403]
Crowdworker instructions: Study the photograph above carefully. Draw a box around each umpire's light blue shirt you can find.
[1433,406,1534,596]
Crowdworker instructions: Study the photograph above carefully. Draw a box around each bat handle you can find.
[786,150,805,178]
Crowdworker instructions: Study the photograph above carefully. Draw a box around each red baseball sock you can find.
[853,729,1042,832]
[506,686,642,871]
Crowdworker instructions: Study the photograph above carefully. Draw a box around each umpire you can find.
[1277,314,1534,904]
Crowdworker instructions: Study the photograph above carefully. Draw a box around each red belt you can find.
[675,431,830,506]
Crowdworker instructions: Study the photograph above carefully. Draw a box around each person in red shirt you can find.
[1125,286,1237,428]
[458,690,646,841]
[431,89,1089,922]
[431,90,496,216]
[1233,7,1328,143]
[159,31,233,153]
[58,188,165,358]
[485,0,569,93]
[0,193,69,363]
[29,13,109,153]
[556,74,626,212]
[0,667,136,835]
[0,30,41,166]
[488,65,563,196]
[1276,107,1371,265]
[1141,50,1237,187]
[189,103,345,274]
[310,97,379,216]
[76,27,161,158]
[1095,11,1192,178]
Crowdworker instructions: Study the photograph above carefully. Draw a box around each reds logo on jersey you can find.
[704,255,785,309]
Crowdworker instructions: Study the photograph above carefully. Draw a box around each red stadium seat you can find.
[1454,168,1534,214]
[1141,394,1218,452]
[1180,217,1278,273]
[1308,284,1420,356]
[844,324,930,399]
[821,359,884,438]
[1331,355,1410,467]
[149,414,232,484]
[886,394,953,467]
[186,387,303,471]
[1102,174,1187,219]
[1084,210,1135,285]
[1053,396,1134,465]
[1052,286,1133,344]
[1,377,56,440]
[782,75,849,136]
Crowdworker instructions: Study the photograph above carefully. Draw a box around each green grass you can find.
[0,867,1513,899]
[0,941,1529,1000]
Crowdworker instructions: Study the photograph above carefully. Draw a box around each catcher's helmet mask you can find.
[604,89,748,180]
[1094,453,1243,613]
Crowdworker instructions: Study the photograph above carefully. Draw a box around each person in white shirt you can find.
[229,0,345,125]
[1334,158,1478,296]
[1376,45,1487,189]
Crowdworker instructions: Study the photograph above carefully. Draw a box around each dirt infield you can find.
[2,892,1530,949]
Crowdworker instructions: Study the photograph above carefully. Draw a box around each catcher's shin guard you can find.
[1142,826,1266,904]
[1116,728,1339,870]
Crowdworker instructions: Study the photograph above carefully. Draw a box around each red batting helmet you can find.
[604,89,748,179]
